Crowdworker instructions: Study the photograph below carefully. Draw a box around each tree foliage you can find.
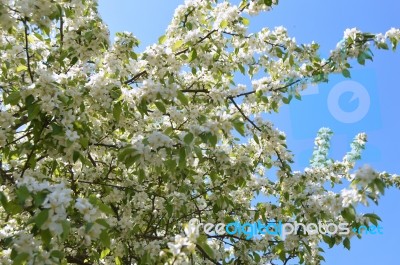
[0,0,400,264]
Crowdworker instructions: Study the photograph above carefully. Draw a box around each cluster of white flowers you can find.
[164,223,198,262]
[246,0,278,15]
[147,131,173,149]
[340,188,363,207]
[385,27,400,39]
[353,164,378,185]
[310,128,333,168]
[343,27,361,40]
[212,2,239,30]
[74,198,99,222]
[343,133,367,172]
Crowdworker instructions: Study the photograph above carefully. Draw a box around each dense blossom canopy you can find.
[0,0,399,264]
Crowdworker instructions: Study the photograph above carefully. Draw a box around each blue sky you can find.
[98,1,400,264]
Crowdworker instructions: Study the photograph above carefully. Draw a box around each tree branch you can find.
[22,19,34,83]
[228,96,261,131]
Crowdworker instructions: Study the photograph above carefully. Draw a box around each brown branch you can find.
[181,89,209,93]
[22,19,34,83]
[59,7,64,49]
[228,96,261,131]
[91,142,119,149]
[77,180,142,193]
[124,70,147,85]
[19,119,49,179]
[227,97,292,177]
[87,152,97,167]
[232,79,302,99]
[175,29,218,56]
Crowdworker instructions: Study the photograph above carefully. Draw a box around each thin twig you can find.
[228,96,261,131]
[22,19,34,82]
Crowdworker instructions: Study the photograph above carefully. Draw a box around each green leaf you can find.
[98,202,115,216]
[27,103,40,120]
[50,250,64,260]
[238,64,245,75]
[373,178,386,195]
[16,65,28,72]
[100,229,111,248]
[294,91,301,100]
[158,35,166,44]
[342,69,351,78]
[271,101,279,112]
[166,203,173,217]
[117,146,133,162]
[61,220,71,241]
[275,47,283,58]
[73,151,80,163]
[154,101,166,113]
[25,94,34,105]
[197,241,215,259]
[125,154,141,168]
[84,223,93,233]
[189,49,197,62]
[184,132,194,145]
[209,134,217,147]
[261,96,269,103]
[343,237,351,250]
[233,121,245,136]
[282,97,290,104]
[51,123,63,135]
[4,92,21,106]
[342,206,356,222]
[220,20,228,29]
[70,56,78,66]
[176,90,189,106]
[241,17,250,26]
[357,54,366,65]
[364,213,382,226]
[264,0,273,5]
[96,218,111,228]
[253,134,260,144]
[41,229,52,246]
[115,257,122,265]
[179,147,186,168]
[35,209,49,228]
[253,252,260,262]
[138,168,146,184]
[100,248,110,259]
[322,235,335,248]
[363,213,382,221]
[16,186,30,204]
[80,137,89,149]
[113,102,122,122]
[194,146,203,160]
[33,191,48,207]
[12,252,29,265]
[289,54,294,66]
[378,42,389,50]
[172,40,184,51]
[0,192,8,209]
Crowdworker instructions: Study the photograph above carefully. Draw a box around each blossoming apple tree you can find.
[0,0,399,264]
